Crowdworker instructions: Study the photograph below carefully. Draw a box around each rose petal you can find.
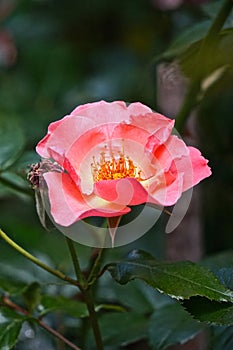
[71,100,152,125]
[94,178,153,206]
[65,125,112,194]
[66,122,157,195]
[127,101,152,115]
[185,146,212,190]
[130,112,174,145]
[43,172,131,227]
[141,161,184,206]
[149,135,189,169]
[36,116,95,159]
[142,135,189,206]
[111,123,156,178]
[145,135,211,201]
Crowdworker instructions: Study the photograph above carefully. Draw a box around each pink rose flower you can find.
[36,100,211,227]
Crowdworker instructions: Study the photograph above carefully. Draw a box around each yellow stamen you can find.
[91,143,142,182]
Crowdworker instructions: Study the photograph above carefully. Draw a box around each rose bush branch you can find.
[176,0,233,132]
[1,294,82,350]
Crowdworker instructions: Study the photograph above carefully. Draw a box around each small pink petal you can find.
[186,146,212,190]
[130,112,174,142]
[126,102,152,115]
[142,165,183,206]
[112,122,150,145]
[155,172,184,206]
[71,100,129,124]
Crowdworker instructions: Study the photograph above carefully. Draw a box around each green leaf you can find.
[0,278,26,295]
[184,297,233,325]
[202,250,233,270]
[11,151,40,172]
[87,311,148,348]
[202,1,233,26]
[23,282,41,313]
[157,21,211,61]
[148,303,203,350]
[214,268,233,290]
[0,171,30,198]
[180,29,233,80]
[0,320,23,350]
[107,250,233,302]
[0,116,25,171]
[40,295,88,318]
[202,1,223,18]
[0,307,25,320]
[0,307,26,350]
[211,325,233,350]
[202,250,233,290]
[98,275,171,314]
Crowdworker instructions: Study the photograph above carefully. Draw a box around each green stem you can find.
[0,229,79,287]
[202,0,233,46]
[65,238,104,350]
[65,236,87,288]
[87,248,105,285]
[83,288,104,350]
[176,0,233,132]
[86,219,107,285]
[175,80,200,132]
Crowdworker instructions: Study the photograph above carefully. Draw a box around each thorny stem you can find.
[65,238,104,350]
[175,0,233,132]
[0,229,79,287]
[1,295,82,350]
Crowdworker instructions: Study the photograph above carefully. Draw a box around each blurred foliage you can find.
[0,0,233,349]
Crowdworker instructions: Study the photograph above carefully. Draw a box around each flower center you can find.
[91,144,142,182]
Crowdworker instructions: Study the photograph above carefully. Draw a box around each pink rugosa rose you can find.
[36,101,211,228]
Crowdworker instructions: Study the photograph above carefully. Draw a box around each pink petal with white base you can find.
[43,172,130,227]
